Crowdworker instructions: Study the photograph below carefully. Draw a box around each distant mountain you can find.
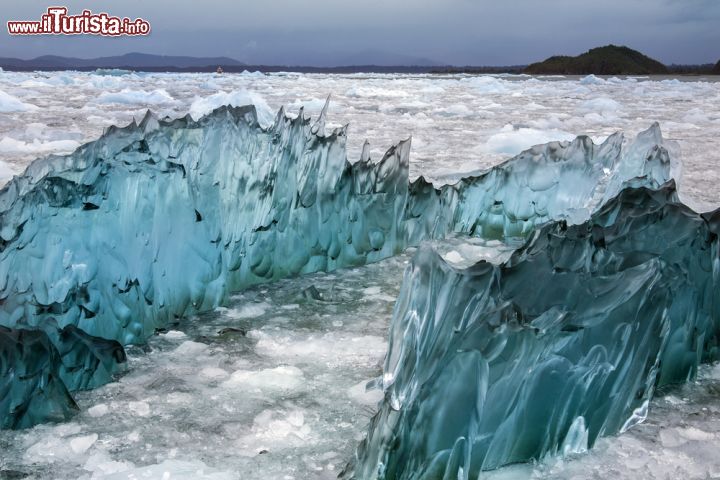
[0,52,244,70]
[524,45,668,75]
[0,50,442,71]
[714,60,720,74]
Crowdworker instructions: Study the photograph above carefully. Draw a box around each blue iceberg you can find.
[1,322,124,429]
[345,180,720,479]
[0,100,678,429]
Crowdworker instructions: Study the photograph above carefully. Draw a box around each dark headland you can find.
[0,46,717,75]
[524,45,668,75]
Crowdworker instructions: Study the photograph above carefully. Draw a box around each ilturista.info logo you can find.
[7,7,150,36]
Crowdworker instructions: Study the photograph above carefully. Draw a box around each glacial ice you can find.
[1,323,125,429]
[0,89,38,113]
[346,180,720,479]
[0,100,678,428]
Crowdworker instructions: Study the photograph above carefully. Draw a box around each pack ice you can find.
[0,100,709,477]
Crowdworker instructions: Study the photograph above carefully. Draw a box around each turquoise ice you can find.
[0,102,678,428]
[346,181,720,479]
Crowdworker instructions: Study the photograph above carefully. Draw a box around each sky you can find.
[1,0,719,66]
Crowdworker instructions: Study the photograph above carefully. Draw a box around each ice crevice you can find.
[0,98,708,479]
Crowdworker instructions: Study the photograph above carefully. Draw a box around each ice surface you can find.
[0,72,718,207]
[347,181,720,478]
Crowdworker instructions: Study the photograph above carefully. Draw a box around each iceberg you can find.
[0,100,677,428]
[1,323,125,429]
[345,180,720,479]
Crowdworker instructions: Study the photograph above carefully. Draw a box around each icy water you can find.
[0,253,408,480]
[0,72,719,209]
[2,71,720,479]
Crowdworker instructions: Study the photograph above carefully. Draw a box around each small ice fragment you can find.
[128,401,151,417]
[443,250,464,264]
[163,330,187,339]
[174,341,208,356]
[223,366,305,393]
[199,367,230,381]
[70,433,98,454]
[348,380,384,406]
[225,302,270,319]
[88,403,109,417]
[362,286,382,295]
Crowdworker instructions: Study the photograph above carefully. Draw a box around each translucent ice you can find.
[0,323,125,429]
[0,102,676,428]
[346,181,720,479]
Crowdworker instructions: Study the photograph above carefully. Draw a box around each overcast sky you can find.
[1,0,719,65]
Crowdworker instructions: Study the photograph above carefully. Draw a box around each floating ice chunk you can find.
[0,89,38,112]
[198,367,230,381]
[483,124,576,155]
[577,97,622,114]
[0,137,80,154]
[361,286,382,295]
[250,330,386,365]
[189,90,274,126]
[173,341,209,357]
[96,88,175,105]
[287,97,337,112]
[345,86,410,98]
[101,459,237,480]
[24,425,96,464]
[579,74,606,85]
[347,379,384,406]
[462,76,509,94]
[70,433,98,454]
[87,403,109,417]
[83,452,135,476]
[223,366,305,393]
[127,401,151,417]
[224,303,270,319]
[235,408,313,456]
[161,330,187,340]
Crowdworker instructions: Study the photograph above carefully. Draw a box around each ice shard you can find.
[0,101,677,428]
[0,323,125,429]
[346,181,720,479]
